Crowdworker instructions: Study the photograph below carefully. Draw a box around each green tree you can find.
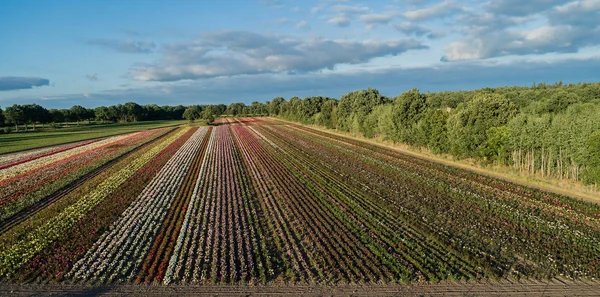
[70,105,87,125]
[124,102,143,122]
[269,97,285,116]
[318,99,338,129]
[250,101,268,116]
[5,104,25,131]
[413,109,449,154]
[391,88,428,143]
[48,109,65,127]
[226,102,246,116]
[95,106,111,123]
[337,88,390,133]
[21,104,50,129]
[448,93,517,158]
[583,131,600,185]
[201,105,221,124]
[479,126,511,164]
[182,106,202,123]
[0,106,4,128]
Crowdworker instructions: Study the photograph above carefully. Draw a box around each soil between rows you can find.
[1,280,599,296]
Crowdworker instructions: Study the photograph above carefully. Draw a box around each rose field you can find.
[0,118,599,286]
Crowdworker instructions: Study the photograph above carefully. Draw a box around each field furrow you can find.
[1,117,598,287]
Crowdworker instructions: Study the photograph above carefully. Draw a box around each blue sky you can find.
[1,0,599,108]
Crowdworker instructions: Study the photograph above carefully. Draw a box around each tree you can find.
[337,88,390,133]
[95,106,111,123]
[0,106,4,128]
[124,102,143,122]
[545,91,580,113]
[182,106,202,123]
[48,109,65,127]
[479,126,511,164]
[391,88,428,143]
[447,93,517,158]
[201,105,220,124]
[583,131,600,185]
[269,97,285,116]
[318,99,338,129]
[70,105,88,125]
[85,108,95,124]
[226,103,246,116]
[250,101,268,116]
[22,104,49,129]
[4,104,25,131]
[413,109,449,154]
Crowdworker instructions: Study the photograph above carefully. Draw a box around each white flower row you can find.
[163,127,217,284]
[0,133,136,181]
[0,128,188,278]
[0,141,91,166]
[68,127,209,282]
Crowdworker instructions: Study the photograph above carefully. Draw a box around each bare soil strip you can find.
[1,281,599,296]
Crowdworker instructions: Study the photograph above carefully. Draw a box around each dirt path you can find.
[1,280,599,296]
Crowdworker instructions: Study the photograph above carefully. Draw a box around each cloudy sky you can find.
[1,0,599,108]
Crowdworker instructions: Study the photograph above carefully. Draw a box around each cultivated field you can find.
[0,118,598,292]
[0,120,186,154]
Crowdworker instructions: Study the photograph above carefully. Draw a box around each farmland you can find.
[0,117,599,289]
[0,120,187,155]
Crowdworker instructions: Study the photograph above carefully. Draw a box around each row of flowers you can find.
[0,129,157,203]
[0,133,135,182]
[162,128,216,284]
[136,127,212,283]
[0,139,100,170]
[0,129,169,224]
[166,126,265,284]
[273,122,600,280]
[3,117,599,283]
[0,128,189,278]
[245,125,410,283]
[68,128,208,282]
[13,127,198,281]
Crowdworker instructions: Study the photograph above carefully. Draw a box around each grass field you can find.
[0,117,598,294]
[0,120,187,155]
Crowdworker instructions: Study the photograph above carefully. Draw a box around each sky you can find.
[0,0,599,109]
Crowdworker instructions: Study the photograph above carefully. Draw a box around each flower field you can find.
[0,118,599,285]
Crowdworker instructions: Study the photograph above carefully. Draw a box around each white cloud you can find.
[87,39,156,54]
[331,4,371,14]
[395,23,444,39]
[555,0,600,12]
[129,30,426,81]
[296,21,310,30]
[311,5,324,14]
[486,0,570,16]
[359,12,398,28]
[404,0,463,20]
[327,16,351,27]
[442,24,600,61]
[443,40,487,61]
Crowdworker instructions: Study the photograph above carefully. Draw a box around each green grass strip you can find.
[0,120,187,155]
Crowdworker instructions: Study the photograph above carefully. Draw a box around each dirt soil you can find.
[1,280,599,296]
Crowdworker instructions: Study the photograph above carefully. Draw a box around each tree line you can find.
[0,101,271,130]
[2,81,599,185]
[0,102,188,131]
[264,82,600,186]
